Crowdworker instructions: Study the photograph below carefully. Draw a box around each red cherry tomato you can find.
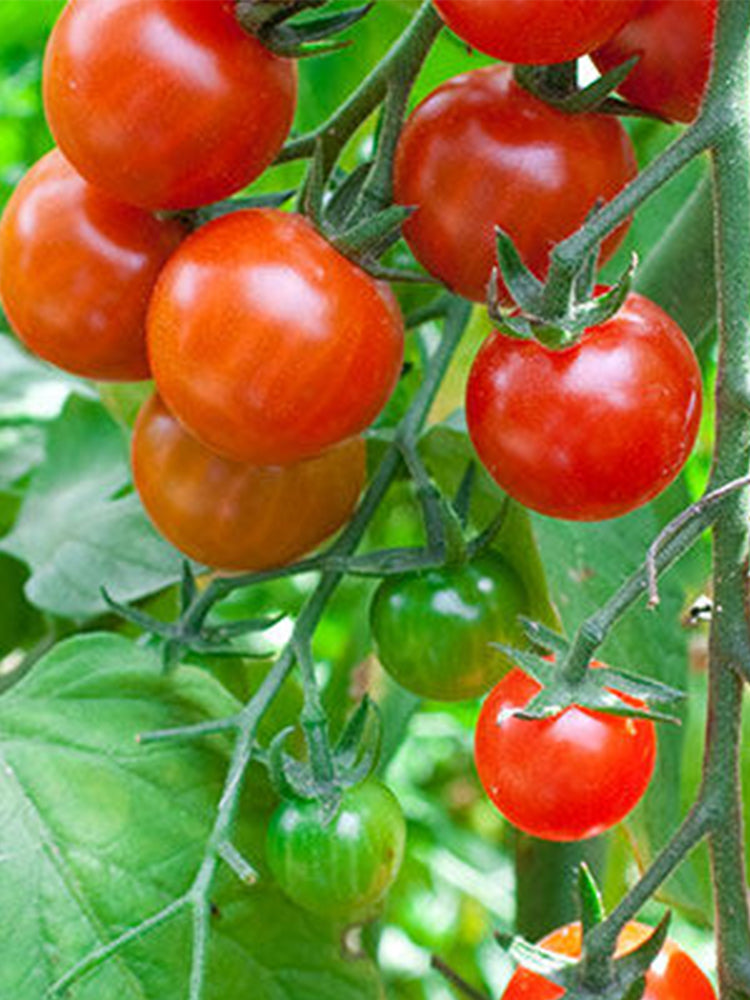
[132,395,366,572]
[593,0,717,123]
[394,66,637,304]
[500,922,716,1000]
[433,0,641,66]
[466,293,702,522]
[43,0,297,210]
[0,149,185,381]
[148,209,405,466]
[475,666,657,841]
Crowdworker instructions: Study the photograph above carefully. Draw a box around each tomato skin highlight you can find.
[593,0,718,124]
[500,921,716,1000]
[370,553,529,702]
[148,209,405,466]
[266,781,406,920]
[132,395,366,572]
[474,667,657,841]
[43,0,297,210]
[433,0,641,66]
[394,66,637,304]
[0,149,184,381]
[466,293,702,522]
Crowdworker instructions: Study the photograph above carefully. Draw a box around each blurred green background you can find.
[0,3,722,998]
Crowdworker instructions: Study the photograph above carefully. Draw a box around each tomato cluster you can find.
[0,0,716,966]
[0,0,409,576]
[501,921,716,1000]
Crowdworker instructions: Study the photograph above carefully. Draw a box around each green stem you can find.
[277,1,442,168]
[183,298,471,1000]
[540,121,712,316]
[702,0,750,992]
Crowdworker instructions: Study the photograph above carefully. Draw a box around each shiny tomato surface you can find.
[475,666,657,841]
[394,66,637,304]
[370,553,529,702]
[267,780,406,920]
[148,209,405,466]
[132,395,366,572]
[0,149,184,381]
[594,0,717,123]
[466,293,702,522]
[433,0,641,65]
[500,921,716,999]
[43,0,297,210]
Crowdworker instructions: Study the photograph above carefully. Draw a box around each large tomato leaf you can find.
[0,633,383,1000]
[0,394,185,619]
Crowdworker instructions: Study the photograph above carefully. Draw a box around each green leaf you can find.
[0,633,382,1000]
[0,395,186,619]
[0,335,87,422]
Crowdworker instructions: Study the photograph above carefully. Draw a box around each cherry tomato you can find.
[474,666,657,841]
[466,293,702,522]
[370,553,530,702]
[394,66,637,304]
[500,921,716,1000]
[0,149,184,381]
[132,394,366,572]
[433,0,641,66]
[43,0,297,210]
[148,209,405,466]
[593,0,717,123]
[266,780,406,920]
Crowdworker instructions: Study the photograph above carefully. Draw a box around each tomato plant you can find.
[43,0,297,210]
[148,209,405,466]
[132,394,366,572]
[500,922,717,999]
[593,0,718,123]
[3,2,750,999]
[466,293,703,521]
[475,667,657,841]
[266,780,406,920]
[0,148,185,380]
[394,66,637,303]
[370,552,529,702]
[433,0,641,66]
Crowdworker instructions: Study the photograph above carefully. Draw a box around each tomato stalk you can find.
[277,0,442,170]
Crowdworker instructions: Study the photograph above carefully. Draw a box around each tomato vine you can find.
[3,0,750,997]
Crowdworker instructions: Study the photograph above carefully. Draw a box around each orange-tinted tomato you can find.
[593,0,717,123]
[500,922,716,1000]
[394,66,637,304]
[433,0,641,66]
[0,149,184,381]
[475,667,657,841]
[148,209,405,466]
[466,293,702,521]
[132,395,366,572]
[43,0,297,210]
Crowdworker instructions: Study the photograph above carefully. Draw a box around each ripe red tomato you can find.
[148,209,405,466]
[500,922,716,1000]
[593,0,717,123]
[433,0,641,66]
[466,293,702,521]
[393,66,637,304]
[474,666,657,841]
[43,0,297,210]
[0,149,185,381]
[132,395,366,572]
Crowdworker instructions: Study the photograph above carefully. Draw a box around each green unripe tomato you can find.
[370,552,529,701]
[266,780,406,920]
